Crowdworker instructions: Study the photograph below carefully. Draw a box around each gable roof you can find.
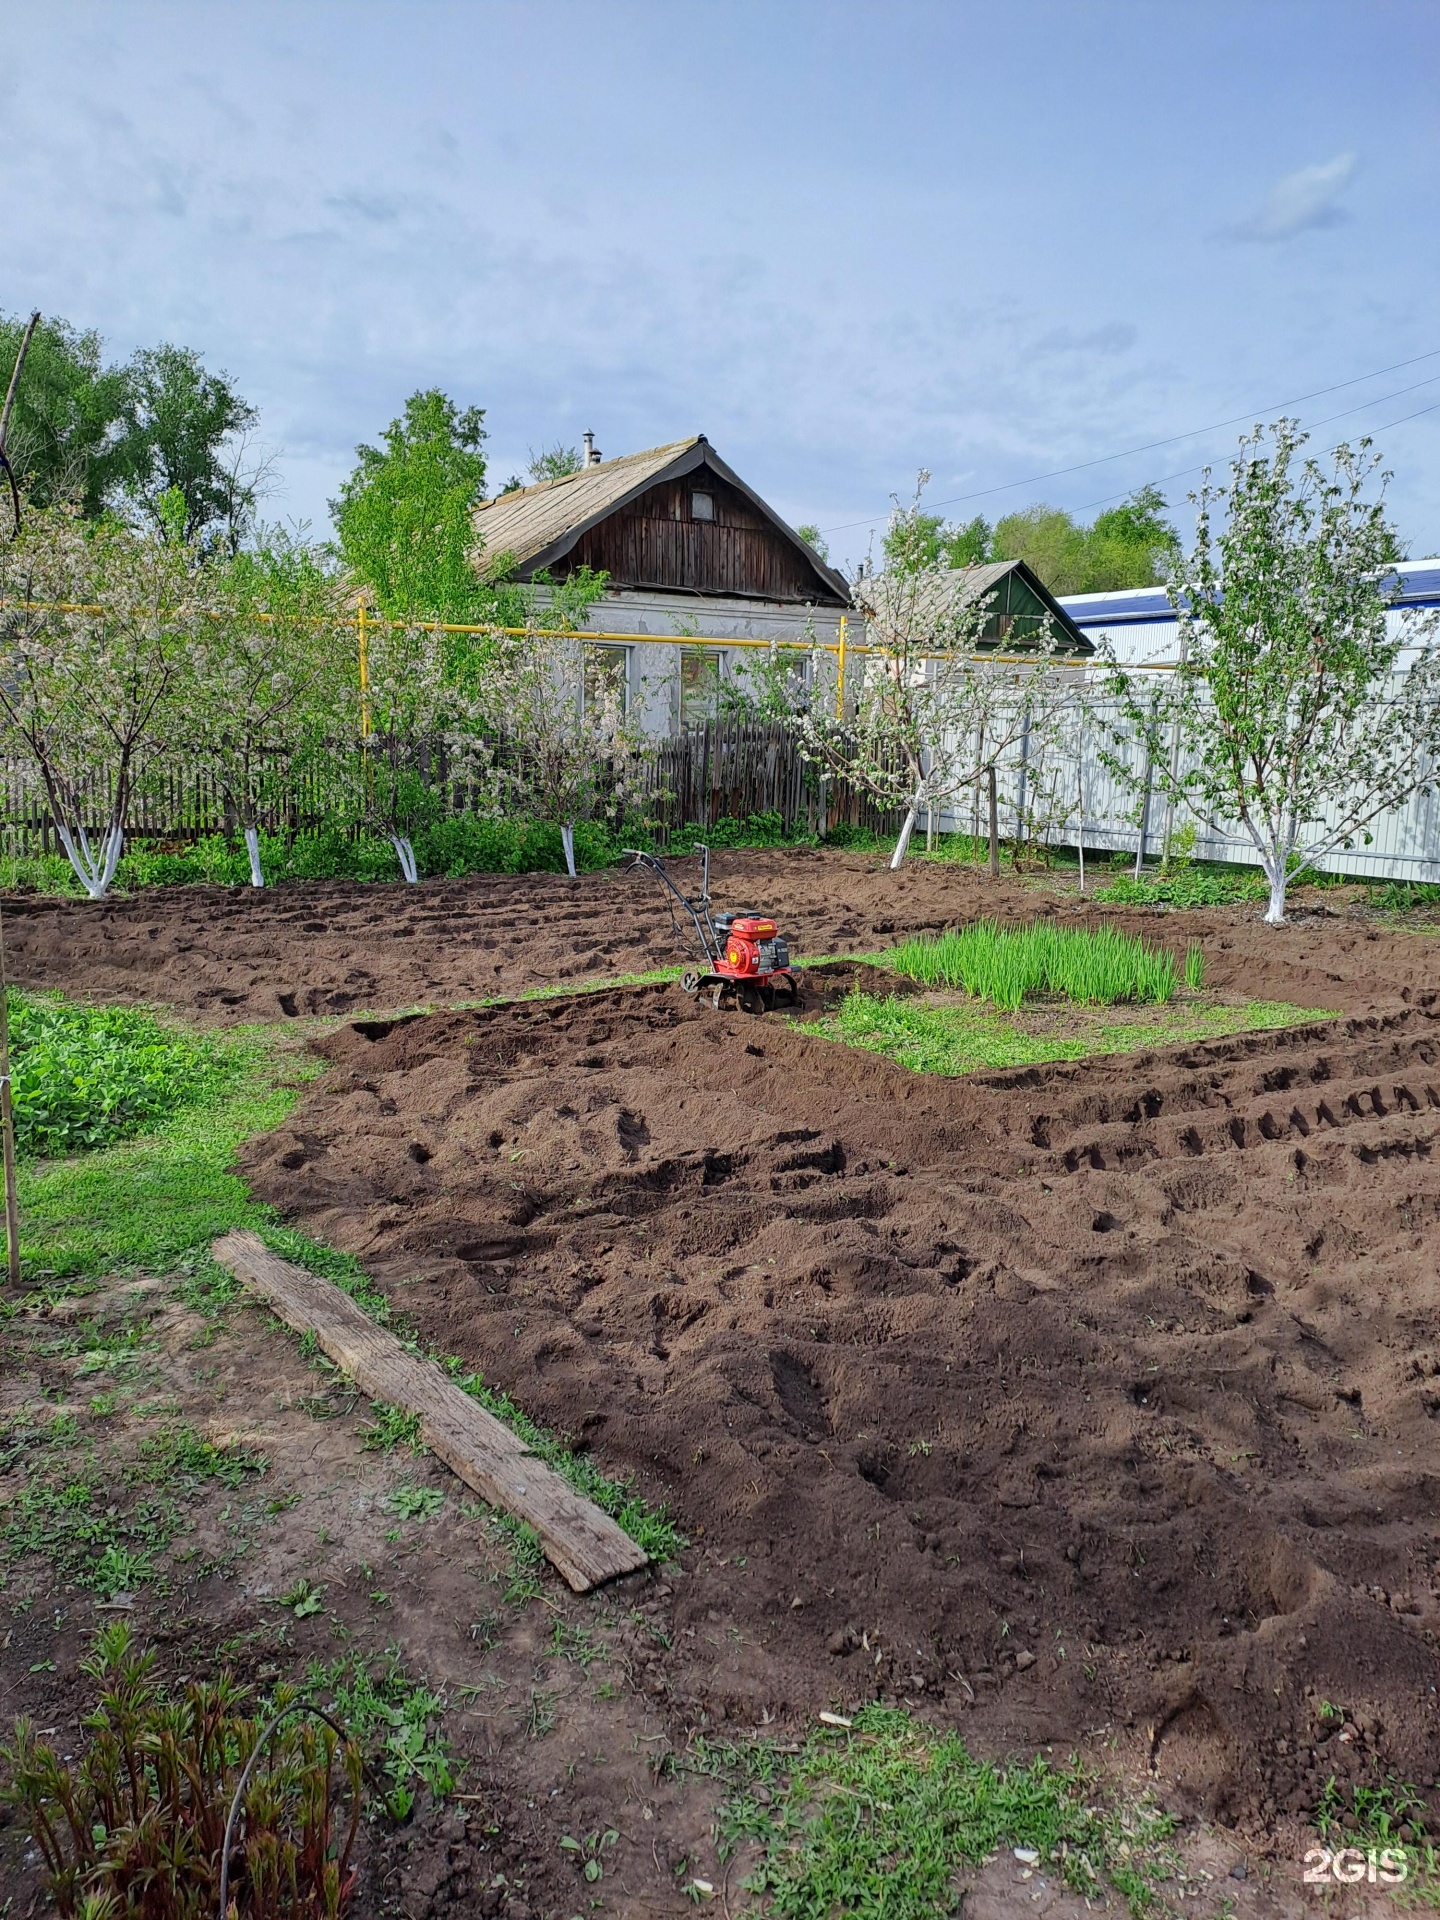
[855,558,1094,656]
[472,434,851,604]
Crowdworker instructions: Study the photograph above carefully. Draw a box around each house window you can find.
[691,490,715,522]
[680,647,721,727]
[583,644,630,717]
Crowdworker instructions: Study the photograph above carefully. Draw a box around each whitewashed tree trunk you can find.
[889,786,924,871]
[1262,857,1289,925]
[55,820,125,899]
[243,825,264,888]
[560,823,577,879]
[390,834,419,884]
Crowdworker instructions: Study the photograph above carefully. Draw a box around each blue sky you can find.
[3,0,1438,570]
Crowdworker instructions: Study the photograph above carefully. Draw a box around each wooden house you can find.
[472,435,851,732]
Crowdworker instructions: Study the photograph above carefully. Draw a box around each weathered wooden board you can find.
[211,1231,647,1593]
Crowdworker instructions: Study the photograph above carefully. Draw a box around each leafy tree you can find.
[0,311,129,516]
[527,443,582,483]
[993,487,1180,594]
[331,390,490,621]
[328,611,486,885]
[800,480,1085,869]
[796,523,831,563]
[1103,421,1440,925]
[190,529,348,886]
[113,345,262,551]
[882,511,993,574]
[0,501,215,897]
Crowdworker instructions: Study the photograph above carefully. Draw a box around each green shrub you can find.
[821,822,888,851]
[9,994,226,1157]
[1095,866,1267,907]
[2,1622,362,1919]
[889,919,1180,1009]
[666,809,815,854]
[1371,879,1440,913]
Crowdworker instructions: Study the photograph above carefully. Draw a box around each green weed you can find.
[715,1706,1177,1919]
[0,1418,264,1598]
[8,993,230,1157]
[306,1647,453,1820]
[385,1484,445,1521]
[889,920,1182,1009]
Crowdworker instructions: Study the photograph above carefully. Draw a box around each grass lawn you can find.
[11,1008,681,1562]
[794,989,1334,1077]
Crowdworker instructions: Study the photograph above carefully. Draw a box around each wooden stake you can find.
[987,765,999,878]
[0,905,20,1287]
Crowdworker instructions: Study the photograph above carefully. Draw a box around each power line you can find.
[1070,396,1440,518]
[819,344,1440,536]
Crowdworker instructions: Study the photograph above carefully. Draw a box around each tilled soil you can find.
[6,850,1428,1022]
[238,936,1440,1840]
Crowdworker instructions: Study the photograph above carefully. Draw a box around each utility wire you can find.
[1070,396,1440,518]
[819,344,1440,536]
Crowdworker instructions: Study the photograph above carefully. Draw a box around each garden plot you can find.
[240,962,1440,1843]
[6,847,1428,1027]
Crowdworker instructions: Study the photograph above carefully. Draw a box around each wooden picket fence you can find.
[0,722,905,854]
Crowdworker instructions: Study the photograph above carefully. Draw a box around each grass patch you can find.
[9,992,231,1157]
[711,1705,1178,1918]
[0,1411,265,1598]
[305,1646,453,1820]
[796,991,1332,1078]
[889,920,1183,1010]
[1095,866,1267,908]
[14,1025,318,1284]
[13,1017,680,1569]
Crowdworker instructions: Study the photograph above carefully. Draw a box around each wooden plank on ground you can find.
[211,1231,648,1593]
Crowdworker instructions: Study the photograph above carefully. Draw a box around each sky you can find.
[3,0,1438,572]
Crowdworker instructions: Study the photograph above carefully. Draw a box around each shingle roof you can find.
[854,558,1093,655]
[472,434,851,603]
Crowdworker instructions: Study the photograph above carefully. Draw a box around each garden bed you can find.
[236,951,1440,1843]
[5,857,1440,1914]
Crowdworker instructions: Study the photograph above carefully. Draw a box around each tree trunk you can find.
[55,820,125,899]
[390,834,419,884]
[987,767,999,878]
[890,783,924,870]
[560,823,577,878]
[243,825,264,888]
[1264,867,1288,925]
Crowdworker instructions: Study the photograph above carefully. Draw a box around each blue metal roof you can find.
[1060,560,1440,627]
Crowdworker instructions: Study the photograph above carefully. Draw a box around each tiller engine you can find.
[626,845,799,1013]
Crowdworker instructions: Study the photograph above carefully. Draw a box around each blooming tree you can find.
[796,483,1087,869]
[481,622,644,877]
[324,607,488,884]
[0,501,212,897]
[188,528,347,886]
[1105,421,1440,924]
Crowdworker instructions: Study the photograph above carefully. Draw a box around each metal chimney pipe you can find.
[583,430,601,466]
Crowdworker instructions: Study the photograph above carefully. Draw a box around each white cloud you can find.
[1230,153,1357,242]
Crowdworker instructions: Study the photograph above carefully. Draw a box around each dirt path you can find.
[7,851,1431,1022]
